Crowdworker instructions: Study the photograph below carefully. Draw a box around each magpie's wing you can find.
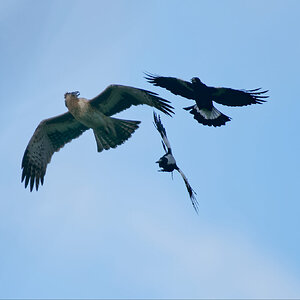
[89,84,174,117]
[177,168,198,213]
[211,86,268,107]
[145,73,195,100]
[153,112,172,153]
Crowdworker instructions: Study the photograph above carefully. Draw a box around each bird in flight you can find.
[146,73,268,127]
[22,85,174,191]
[153,112,198,213]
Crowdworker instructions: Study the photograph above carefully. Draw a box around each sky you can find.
[1,0,300,298]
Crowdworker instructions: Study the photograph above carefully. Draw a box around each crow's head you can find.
[191,77,202,85]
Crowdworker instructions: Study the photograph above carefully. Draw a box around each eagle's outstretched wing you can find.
[89,84,174,117]
[211,87,268,107]
[153,112,172,154]
[21,112,88,191]
[145,73,195,100]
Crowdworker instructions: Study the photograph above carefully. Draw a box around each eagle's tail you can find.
[183,104,231,127]
[93,117,140,152]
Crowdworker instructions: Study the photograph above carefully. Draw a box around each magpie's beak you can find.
[155,159,161,164]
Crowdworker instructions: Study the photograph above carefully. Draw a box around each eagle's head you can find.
[64,91,80,99]
[64,91,80,107]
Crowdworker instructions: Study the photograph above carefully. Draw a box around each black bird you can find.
[146,73,268,127]
[153,112,198,213]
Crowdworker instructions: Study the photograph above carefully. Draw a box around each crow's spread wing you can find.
[145,73,195,100]
[21,112,88,191]
[211,87,268,107]
[89,84,174,116]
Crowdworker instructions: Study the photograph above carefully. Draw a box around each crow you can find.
[146,73,268,127]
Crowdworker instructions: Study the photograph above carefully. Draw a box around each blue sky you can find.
[1,0,300,298]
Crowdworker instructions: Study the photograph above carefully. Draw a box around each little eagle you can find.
[22,84,174,191]
[146,73,268,127]
[153,112,198,213]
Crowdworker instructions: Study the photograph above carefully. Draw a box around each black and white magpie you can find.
[153,112,198,213]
